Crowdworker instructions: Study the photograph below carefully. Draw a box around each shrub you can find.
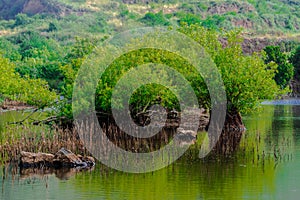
[263,46,294,89]
[290,46,300,79]
[140,11,170,26]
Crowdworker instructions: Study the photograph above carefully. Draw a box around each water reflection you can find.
[0,105,300,199]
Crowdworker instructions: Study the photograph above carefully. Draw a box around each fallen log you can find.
[20,148,95,169]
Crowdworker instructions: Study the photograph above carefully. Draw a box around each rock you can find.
[20,151,55,168]
[53,148,83,167]
[20,148,95,169]
[82,156,95,166]
[174,128,198,146]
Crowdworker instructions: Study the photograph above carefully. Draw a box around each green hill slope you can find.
[0,0,299,56]
[1,0,299,33]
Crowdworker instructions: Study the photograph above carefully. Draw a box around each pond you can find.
[1,104,300,199]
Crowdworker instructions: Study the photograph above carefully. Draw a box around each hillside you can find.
[0,0,299,60]
[0,0,299,52]
[1,0,300,32]
[0,0,66,19]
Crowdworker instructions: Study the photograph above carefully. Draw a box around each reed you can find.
[0,124,87,164]
[0,110,247,165]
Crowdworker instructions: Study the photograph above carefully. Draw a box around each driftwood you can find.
[20,148,95,169]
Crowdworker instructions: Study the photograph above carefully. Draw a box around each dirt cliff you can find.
[0,0,68,19]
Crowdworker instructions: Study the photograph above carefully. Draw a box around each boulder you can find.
[53,148,95,168]
[20,148,95,169]
[20,151,55,168]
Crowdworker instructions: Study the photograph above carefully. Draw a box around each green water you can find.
[1,105,300,200]
[0,109,49,133]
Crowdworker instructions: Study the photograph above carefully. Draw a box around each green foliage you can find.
[201,15,226,30]
[14,13,32,27]
[140,11,170,26]
[263,46,294,89]
[9,31,65,90]
[197,2,208,11]
[93,48,207,114]
[290,46,300,79]
[0,38,22,61]
[59,38,97,119]
[15,31,59,59]
[179,25,281,113]
[119,6,138,20]
[73,25,281,117]
[15,57,64,90]
[177,13,202,25]
[48,22,58,32]
[0,54,57,107]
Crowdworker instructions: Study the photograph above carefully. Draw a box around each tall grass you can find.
[0,124,87,164]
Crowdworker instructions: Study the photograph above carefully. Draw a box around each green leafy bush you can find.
[0,54,57,107]
[178,13,202,25]
[71,25,281,118]
[140,11,170,26]
[14,13,32,27]
[290,46,300,79]
[179,25,281,113]
[263,46,294,89]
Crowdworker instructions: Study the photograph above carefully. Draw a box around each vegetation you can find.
[0,0,298,139]
[263,46,294,89]
[178,25,281,114]
[140,11,171,26]
[290,46,300,79]
[0,0,299,163]
[0,54,57,107]
[69,24,281,119]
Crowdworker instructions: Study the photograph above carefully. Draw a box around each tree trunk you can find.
[212,109,245,156]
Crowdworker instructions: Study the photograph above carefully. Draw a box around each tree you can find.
[290,45,300,79]
[8,30,65,90]
[178,13,202,25]
[0,54,57,107]
[59,38,97,119]
[15,31,60,59]
[14,13,31,27]
[140,11,170,26]
[0,38,22,61]
[179,25,281,114]
[263,46,294,89]
[48,22,58,32]
[63,25,282,125]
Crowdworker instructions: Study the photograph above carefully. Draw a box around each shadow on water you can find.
[1,163,95,181]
